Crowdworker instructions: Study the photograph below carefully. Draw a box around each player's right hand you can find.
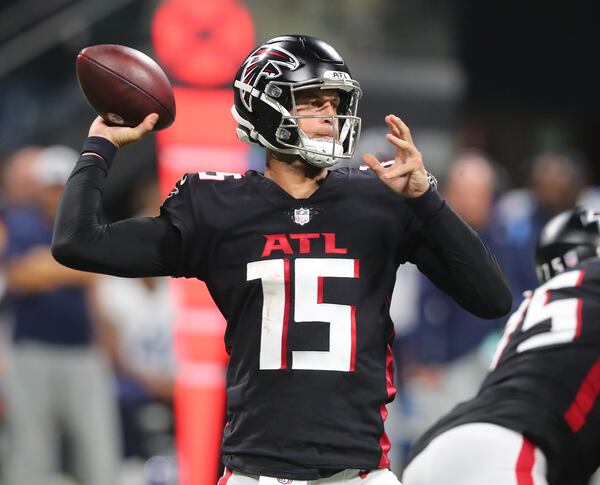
[88,113,159,149]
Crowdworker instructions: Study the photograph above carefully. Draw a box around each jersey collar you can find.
[246,168,348,207]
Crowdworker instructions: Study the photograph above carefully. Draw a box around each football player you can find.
[401,207,600,485]
[52,35,511,484]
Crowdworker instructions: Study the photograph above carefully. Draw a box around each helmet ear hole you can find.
[265,84,283,98]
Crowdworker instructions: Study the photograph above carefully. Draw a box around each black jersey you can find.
[158,167,507,479]
[405,259,600,485]
[52,150,511,480]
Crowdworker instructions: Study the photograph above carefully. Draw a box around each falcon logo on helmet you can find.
[239,45,299,112]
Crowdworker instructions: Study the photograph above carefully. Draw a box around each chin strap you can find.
[299,135,343,168]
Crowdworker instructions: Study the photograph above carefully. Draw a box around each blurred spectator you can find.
[400,149,510,359]
[393,150,514,467]
[496,150,591,295]
[0,145,43,481]
[1,146,121,485]
[96,178,175,465]
[98,274,175,458]
[0,146,42,209]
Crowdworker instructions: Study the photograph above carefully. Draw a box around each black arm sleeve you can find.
[407,188,513,319]
[52,154,181,277]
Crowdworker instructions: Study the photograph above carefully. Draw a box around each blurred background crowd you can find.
[0,0,597,484]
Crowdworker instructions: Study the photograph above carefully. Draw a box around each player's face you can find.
[293,88,341,140]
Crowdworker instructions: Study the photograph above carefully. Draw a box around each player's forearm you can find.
[52,142,179,277]
[408,191,512,318]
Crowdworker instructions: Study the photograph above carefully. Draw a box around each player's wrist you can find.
[404,170,437,199]
[405,181,444,221]
[80,136,118,165]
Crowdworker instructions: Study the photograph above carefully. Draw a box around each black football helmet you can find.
[231,34,362,168]
[535,207,600,283]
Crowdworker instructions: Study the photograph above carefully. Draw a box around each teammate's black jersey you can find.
[405,259,600,485]
[52,151,511,480]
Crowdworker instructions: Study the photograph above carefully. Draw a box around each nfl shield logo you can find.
[294,208,310,225]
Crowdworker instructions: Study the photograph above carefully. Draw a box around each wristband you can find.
[80,136,118,165]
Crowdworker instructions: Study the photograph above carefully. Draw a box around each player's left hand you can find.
[362,115,430,198]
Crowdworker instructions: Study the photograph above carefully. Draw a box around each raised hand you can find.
[88,113,159,149]
[362,115,430,198]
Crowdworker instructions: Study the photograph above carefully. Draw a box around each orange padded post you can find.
[151,1,254,483]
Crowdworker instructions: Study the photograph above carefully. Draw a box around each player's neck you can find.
[265,155,327,199]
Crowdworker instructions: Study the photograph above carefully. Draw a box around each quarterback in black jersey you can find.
[402,207,600,485]
[52,35,511,484]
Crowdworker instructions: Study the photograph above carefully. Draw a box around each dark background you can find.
[0,0,596,216]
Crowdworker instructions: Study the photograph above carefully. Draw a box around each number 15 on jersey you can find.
[247,258,360,372]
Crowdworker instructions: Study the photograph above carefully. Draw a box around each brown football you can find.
[76,44,176,131]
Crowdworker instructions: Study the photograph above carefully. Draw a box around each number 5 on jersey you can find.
[247,258,359,372]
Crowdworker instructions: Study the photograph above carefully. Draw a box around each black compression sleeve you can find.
[408,192,513,319]
[52,152,181,277]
